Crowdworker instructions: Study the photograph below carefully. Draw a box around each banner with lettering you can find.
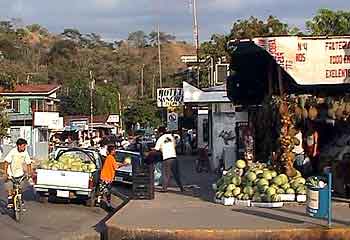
[253,36,350,85]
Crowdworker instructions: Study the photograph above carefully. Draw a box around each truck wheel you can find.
[86,190,96,207]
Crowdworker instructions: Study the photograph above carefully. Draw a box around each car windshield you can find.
[116,150,141,164]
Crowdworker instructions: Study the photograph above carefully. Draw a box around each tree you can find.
[123,99,161,131]
[306,8,350,35]
[0,97,9,138]
[127,31,147,48]
[148,31,176,46]
[61,28,82,42]
[229,15,299,39]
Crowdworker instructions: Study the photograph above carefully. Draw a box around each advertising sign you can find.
[253,36,350,85]
[157,88,184,107]
[34,112,63,130]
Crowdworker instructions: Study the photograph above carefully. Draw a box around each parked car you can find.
[114,149,142,184]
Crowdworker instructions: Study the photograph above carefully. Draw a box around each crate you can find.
[133,189,155,200]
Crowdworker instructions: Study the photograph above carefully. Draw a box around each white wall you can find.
[197,112,209,148]
[210,104,248,170]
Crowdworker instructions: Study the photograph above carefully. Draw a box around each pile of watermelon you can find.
[40,155,96,173]
[215,160,306,202]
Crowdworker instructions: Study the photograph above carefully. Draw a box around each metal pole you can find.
[192,0,200,87]
[157,24,162,89]
[118,91,123,134]
[89,71,94,137]
[328,172,332,228]
[141,64,145,97]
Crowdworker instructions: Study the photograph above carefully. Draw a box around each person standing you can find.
[306,122,320,174]
[292,124,305,173]
[3,138,32,208]
[155,127,184,192]
[98,145,124,208]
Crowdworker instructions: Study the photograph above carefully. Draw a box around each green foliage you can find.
[306,9,350,35]
[229,15,300,40]
[123,99,161,130]
[0,97,9,138]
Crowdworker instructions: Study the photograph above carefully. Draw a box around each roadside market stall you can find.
[214,36,350,205]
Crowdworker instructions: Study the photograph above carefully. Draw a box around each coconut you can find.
[302,108,308,119]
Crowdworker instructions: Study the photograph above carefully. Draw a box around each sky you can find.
[0,0,349,43]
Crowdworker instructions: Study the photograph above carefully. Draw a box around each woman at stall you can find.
[305,121,320,175]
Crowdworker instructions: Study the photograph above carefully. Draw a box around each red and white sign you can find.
[253,36,350,85]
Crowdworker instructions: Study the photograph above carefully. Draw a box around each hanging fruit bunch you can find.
[327,97,350,121]
[277,96,297,177]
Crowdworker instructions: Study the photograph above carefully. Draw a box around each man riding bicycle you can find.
[3,138,32,209]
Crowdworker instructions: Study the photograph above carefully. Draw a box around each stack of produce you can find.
[40,155,96,173]
[215,160,306,203]
[306,176,328,189]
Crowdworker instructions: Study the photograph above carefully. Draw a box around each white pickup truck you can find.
[33,148,102,207]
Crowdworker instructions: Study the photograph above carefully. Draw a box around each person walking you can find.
[155,127,184,192]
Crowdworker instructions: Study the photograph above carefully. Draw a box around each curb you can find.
[107,226,350,240]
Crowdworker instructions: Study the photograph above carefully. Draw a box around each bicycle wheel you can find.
[14,195,22,223]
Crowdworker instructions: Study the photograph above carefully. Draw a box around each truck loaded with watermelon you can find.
[34,148,102,207]
[215,159,307,203]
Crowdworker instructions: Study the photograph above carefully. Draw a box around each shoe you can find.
[7,204,13,209]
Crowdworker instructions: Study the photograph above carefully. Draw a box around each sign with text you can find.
[167,110,178,131]
[157,88,184,107]
[253,36,350,85]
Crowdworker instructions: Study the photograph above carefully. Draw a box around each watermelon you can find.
[277,188,285,194]
[281,183,290,191]
[266,187,277,197]
[242,194,250,200]
[236,160,246,169]
[224,190,233,197]
[247,172,257,182]
[227,184,236,191]
[259,185,269,193]
[272,176,283,186]
[271,194,281,202]
[258,178,269,187]
[243,186,254,197]
[278,174,288,184]
[286,188,295,194]
[237,193,244,200]
[262,171,273,180]
[233,187,241,196]
[232,176,241,186]
[270,170,277,178]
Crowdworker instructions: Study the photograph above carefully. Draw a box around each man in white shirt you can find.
[155,127,184,192]
[3,138,32,208]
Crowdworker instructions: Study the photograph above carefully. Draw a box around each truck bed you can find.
[35,168,91,190]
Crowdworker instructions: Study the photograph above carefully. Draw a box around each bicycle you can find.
[9,175,27,223]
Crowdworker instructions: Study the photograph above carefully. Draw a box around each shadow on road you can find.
[94,189,130,240]
[0,198,9,215]
[272,207,350,226]
[232,208,305,224]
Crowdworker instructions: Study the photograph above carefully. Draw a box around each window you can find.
[30,99,45,112]
[6,99,20,113]
[38,128,48,142]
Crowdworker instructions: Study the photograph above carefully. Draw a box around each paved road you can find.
[0,179,128,240]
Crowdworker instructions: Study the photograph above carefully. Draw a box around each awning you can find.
[183,81,231,104]
[226,39,350,105]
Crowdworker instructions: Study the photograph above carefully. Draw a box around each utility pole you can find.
[157,23,163,89]
[192,0,200,87]
[89,71,94,137]
[141,64,145,97]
